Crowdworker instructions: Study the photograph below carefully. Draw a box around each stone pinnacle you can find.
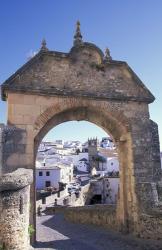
[104,47,112,61]
[40,38,48,51]
[73,21,83,46]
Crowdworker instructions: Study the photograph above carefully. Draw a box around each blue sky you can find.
[44,121,108,142]
[0,0,162,148]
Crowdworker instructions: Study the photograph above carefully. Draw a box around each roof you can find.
[79,158,88,162]
[99,148,118,158]
[36,165,60,170]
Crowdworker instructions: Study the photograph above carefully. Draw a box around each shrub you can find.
[28,224,35,237]
[0,244,6,250]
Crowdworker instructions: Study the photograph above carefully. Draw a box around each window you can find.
[46,171,50,176]
[39,171,43,176]
[45,181,51,187]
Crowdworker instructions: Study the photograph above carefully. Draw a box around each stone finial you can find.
[104,47,112,61]
[40,38,48,51]
[73,21,83,46]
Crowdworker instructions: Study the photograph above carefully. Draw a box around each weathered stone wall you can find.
[46,204,118,231]
[0,168,33,250]
[136,211,162,239]
[64,205,117,230]
[131,119,161,184]
[130,119,161,213]
[1,45,154,103]
[0,124,27,174]
[157,181,162,202]
[0,125,4,175]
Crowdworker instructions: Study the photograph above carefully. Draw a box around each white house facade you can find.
[77,158,88,172]
[96,156,119,175]
[36,164,73,190]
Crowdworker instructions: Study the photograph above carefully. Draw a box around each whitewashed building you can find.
[36,163,73,190]
[89,177,119,204]
[70,152,89,169]
[106,157,119,172]
[96,156,119,176]
[95,147,119,176]
[100,137,115,149]
[77,158,88,172]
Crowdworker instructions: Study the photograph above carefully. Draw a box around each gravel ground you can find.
[33,213,162,250]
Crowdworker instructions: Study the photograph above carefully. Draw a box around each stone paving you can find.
[34,213,162,250]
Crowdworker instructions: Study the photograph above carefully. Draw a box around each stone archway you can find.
[0,22,162,248]
[34,99,134,231]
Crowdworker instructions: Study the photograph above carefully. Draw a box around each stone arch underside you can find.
[34,97,131,146]
[35,106,128,149]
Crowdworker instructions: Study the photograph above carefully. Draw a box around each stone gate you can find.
[0,22,162,249]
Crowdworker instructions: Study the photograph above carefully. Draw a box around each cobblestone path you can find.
[34,213,162,250]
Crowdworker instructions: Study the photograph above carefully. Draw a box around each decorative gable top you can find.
[1,22,155,104]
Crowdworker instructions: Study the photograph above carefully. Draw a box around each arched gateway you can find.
[0,22,162,248]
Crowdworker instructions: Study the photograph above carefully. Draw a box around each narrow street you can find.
[34,213,162,250]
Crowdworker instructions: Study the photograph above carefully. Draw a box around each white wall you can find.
[36,165,73,190]
[77,161,88,172]
[107,178,119,204]
[69,152,89,167]
[106,157,119,172]
[97,157,119,173]
[67,154,79,166]
[36,169,60,190]
[79,152,88,160]
[60,166,73,184]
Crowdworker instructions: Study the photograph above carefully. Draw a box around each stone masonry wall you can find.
[130,119,161,212]
[46,204,118,231]
[64,205,117,230]
[0,168,33,250]
[136,211,162,240]
[0,124,27,174]
[1,43,154,104]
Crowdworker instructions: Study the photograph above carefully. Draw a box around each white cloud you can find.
[26,49,38,60]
